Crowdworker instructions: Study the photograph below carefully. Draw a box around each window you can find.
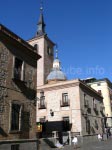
[93,99,98,112]
[10,103,22,131]
[40,117,46,132]
[110,95,112,100]
[34,44,38,53]
[13,57,24,81]
[40,96,46,108]
[98,90,102,95]
[63,117,70,131]
[86,119,91,134]
[0,105,4,113]
[110,90,112,100]
[94,103,97,110]
[100,106,104,112]
[101,118,105,133]
[97,83,101,86]
[11,145,19,150]
[95,120,98,130]
[39,91,46,109]
[62,93,69,106]
[84,94,89,108]
[47,46,53,56]
[0,114,3,126]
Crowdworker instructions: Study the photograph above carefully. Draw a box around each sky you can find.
[0,0,112,81]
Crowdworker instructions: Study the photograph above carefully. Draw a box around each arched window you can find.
[47,46,53,56]
[34,44,39,53]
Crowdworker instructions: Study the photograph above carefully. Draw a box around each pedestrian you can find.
[106,128,109,139]
[101,133,104,141]
[98,133,102,141]
[55,139,64,149]
[72,136,78,149]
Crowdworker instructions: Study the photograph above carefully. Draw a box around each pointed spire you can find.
[36,0,46,36]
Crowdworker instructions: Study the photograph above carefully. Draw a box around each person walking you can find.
[72,136,78,149]
[98,133,102,141]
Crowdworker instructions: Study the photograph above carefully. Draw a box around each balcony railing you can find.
[60,99,70,107]
[38,102,47,109]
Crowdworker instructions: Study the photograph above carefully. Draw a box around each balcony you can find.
[38,102,47,109]
[60,99,70,107]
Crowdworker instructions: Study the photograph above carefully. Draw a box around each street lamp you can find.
[50,109,54,116]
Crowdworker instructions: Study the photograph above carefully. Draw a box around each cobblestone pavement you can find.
[54,138,112,150]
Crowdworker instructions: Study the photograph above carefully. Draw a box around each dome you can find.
[47,69,67,81]
[46,49,67,83]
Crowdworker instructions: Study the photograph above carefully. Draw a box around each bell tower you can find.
[28,2,55,86]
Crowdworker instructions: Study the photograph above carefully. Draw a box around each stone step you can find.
[39,138,56,150]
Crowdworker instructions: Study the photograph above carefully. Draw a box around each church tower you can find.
[28,4,55,86]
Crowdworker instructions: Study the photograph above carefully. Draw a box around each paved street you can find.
[81,139,112,150]
[39,138,112,150]
[54,139,112,150]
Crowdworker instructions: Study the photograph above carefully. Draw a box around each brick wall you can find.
[0,41,37,141]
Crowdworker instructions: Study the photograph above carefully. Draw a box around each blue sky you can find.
[0,0,112,80]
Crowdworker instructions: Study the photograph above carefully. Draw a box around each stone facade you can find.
[84,78,112,127]
[0,24,40,150]
[28,36,54,87]
[36,79,104,142]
